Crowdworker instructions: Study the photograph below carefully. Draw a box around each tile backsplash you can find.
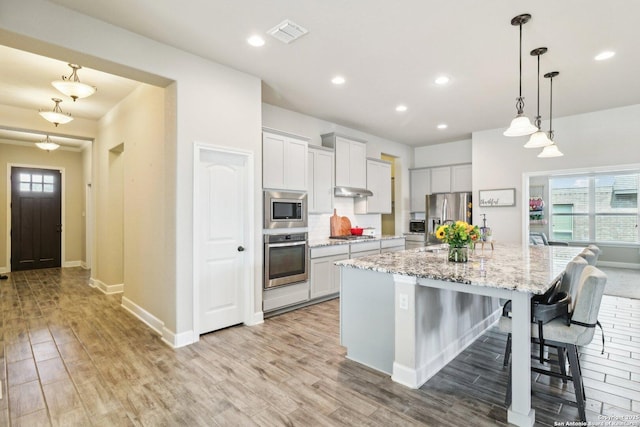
[308,198,381,241]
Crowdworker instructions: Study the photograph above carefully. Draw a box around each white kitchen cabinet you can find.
[404,233,425,249]
[309,245,349,299]
[451,164,472,192]
[380,238,405,253]
[354,158,392,214]
[308,146,334,213]
[409,168,430,212]
[263,129,308,191]
[349,240,381,258]
[430,166,451,194]
[321,133,367,189]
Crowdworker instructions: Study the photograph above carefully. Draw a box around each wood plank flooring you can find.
[1,267,639,426]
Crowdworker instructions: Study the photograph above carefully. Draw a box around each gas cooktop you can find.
[329,235,376,240]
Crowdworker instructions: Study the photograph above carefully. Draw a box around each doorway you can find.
[193,143,254,336]
[381,153,396,235]
[10,166,62,271]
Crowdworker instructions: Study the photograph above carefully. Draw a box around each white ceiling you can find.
[5,1,640,147]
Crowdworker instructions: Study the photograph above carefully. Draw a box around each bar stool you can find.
[501,255,589,368]
[578,249,597,266]
[505,265,608,422]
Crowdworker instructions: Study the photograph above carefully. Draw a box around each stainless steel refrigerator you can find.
[425,192,473,244]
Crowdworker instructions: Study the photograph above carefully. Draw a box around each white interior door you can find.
[197,148,248,334]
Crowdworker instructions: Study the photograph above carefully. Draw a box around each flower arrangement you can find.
[435,221,481,248]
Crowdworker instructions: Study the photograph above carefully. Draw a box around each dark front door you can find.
[11,167,62,271]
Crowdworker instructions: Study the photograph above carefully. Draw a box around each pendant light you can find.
[524,47,553,148]
[35,135,60,151]
[52,64,97,101]
[538,71,563,158]
[39,98,73,127]
[504,14,538,137]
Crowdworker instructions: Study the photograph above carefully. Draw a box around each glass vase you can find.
[448,245,469,263]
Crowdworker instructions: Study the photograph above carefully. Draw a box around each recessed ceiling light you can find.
[395,105,408,112]
[594,51,615,61]
[437,124,448,130]
[331,76,346,85]
[247,35,265,47]
[435,76,450,85]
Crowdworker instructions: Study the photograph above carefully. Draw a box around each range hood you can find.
[334,186,373,198]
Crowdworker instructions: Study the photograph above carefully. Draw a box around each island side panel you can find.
[340,267,395,374]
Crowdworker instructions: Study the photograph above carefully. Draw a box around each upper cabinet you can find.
[263,129,308,191]
[430,166,451,194]
[321,133,367,189]
[409,168,430,212]
[409,164,472,212]
[355,158,392,214]
[308,146,334,213]
[451,164,472,192]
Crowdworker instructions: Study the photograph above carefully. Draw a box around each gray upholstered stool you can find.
[505,265,607,422]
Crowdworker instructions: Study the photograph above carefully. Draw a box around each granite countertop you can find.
[336,243,584,294]
[309,235,405,248]
[403,232,425,236]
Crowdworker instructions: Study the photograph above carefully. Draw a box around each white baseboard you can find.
[392,309,502,389]
[0,266,7,274]
[597,261,640,270]
[246,311,264,326]
[80,262,90,270]
[162,328,195,348]
[121,296,163,335]
[90,278,124,294]
[63,260,82,268]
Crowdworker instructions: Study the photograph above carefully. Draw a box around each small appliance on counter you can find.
[409,220,425,233]
[362,227,376,236]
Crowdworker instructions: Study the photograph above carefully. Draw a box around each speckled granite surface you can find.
[336,243,585,294]
[309,235,405,248]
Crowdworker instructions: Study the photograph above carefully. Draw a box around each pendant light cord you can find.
[549,76,554,140]
[519,23,523,99]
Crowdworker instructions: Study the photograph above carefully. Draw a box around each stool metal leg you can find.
[503,333,512,367]
[567,344,587,422]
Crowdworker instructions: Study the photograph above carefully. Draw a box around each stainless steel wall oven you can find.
[263,232,308,289]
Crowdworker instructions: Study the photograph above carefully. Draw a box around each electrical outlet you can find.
[399,293,409,310]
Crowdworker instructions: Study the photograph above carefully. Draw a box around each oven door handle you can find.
[267,241,307,248]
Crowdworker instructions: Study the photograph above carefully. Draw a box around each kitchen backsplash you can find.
[308,198,381,241]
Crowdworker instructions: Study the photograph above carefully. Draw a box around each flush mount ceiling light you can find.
[437,123,448,129]
[39,98,73,127]
[52,64,97,101]
[247,35,265,47]
[395,105,408,112]
[331,76,346,85]
[35,135,60,151]
[504,14,538,137]
[538,71,563,158]
[595,51,615,61]
[434,76,450,85]
[524,47,553,148]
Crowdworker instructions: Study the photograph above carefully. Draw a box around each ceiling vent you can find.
[267,19,308,44]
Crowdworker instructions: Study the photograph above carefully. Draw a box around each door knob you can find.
[237,246,245,252]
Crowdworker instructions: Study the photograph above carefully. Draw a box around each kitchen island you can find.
[338,243,583,427]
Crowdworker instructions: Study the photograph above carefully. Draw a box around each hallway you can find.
[1,268,638,426]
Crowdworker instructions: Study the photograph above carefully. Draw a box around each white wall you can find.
[1,0,262,344]
[414,139,472,168]
[263,104,414,237]
[472,104,640,250]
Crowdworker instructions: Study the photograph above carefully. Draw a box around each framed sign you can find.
[478,188,516,207]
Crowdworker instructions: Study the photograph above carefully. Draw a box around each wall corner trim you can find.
[90,278,124,294]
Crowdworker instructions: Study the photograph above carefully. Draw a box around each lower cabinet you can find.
[404,234,425,250]
[263,282,310,313]
[309,245,349,299]
[381,238,405,253]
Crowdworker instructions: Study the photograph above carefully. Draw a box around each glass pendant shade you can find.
[537,143,563,158]
[504,114,538,136]
[35,136,60,151]
[52,64,96,101]
[39,98,73,127]
[524,129,553,148]
[52,80,96,101]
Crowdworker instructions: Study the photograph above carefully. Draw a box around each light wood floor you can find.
[1,268,639,426]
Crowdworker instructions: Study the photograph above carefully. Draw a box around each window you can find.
[18,173,55,193]
[550,172,639,244]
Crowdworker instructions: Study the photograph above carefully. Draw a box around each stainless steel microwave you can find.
[264,190,308,229]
